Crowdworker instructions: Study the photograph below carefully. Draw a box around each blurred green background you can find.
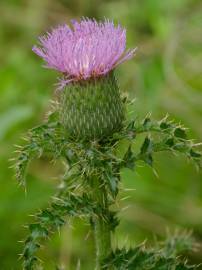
[0,0,202,269]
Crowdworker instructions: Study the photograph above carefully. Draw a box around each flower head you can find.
[33,18,136,88]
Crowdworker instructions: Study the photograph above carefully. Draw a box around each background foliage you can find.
[0,0,201,269]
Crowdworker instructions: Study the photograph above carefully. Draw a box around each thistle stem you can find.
[91,177,111,269]
[94,216,111,269]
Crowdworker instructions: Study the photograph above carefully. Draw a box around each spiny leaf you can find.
[123,115,194,146]
[15,113,67,187]
[174,127,187,139]
[143,117,152,129]
[160,121,172,130]
[162,230,195,257]
[102,245,197,270]
[122,145,136,170]
[22,191,117,269]
[121,115,201,168]
[190,149,201,159]
[140,137,153,166]
[140,136,153,155]
[29,224,48,239]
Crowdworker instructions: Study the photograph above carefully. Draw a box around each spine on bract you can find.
[59,72,124,140]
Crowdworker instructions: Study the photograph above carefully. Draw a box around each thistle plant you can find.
[15,18,201,270]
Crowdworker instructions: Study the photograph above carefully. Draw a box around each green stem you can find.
[91,177,111,270]
[94,216,111,269]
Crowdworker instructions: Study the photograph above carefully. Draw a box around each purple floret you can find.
[33,18,137,88]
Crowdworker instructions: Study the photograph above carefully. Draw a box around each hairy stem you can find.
[91,177,111,270]
[94,216,111,269]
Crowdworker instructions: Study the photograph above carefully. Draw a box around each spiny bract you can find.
[60,72,124,140]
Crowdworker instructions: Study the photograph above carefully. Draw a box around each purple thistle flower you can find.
[33,18,137,89]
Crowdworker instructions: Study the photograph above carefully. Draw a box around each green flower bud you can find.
[59,72,124,140]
